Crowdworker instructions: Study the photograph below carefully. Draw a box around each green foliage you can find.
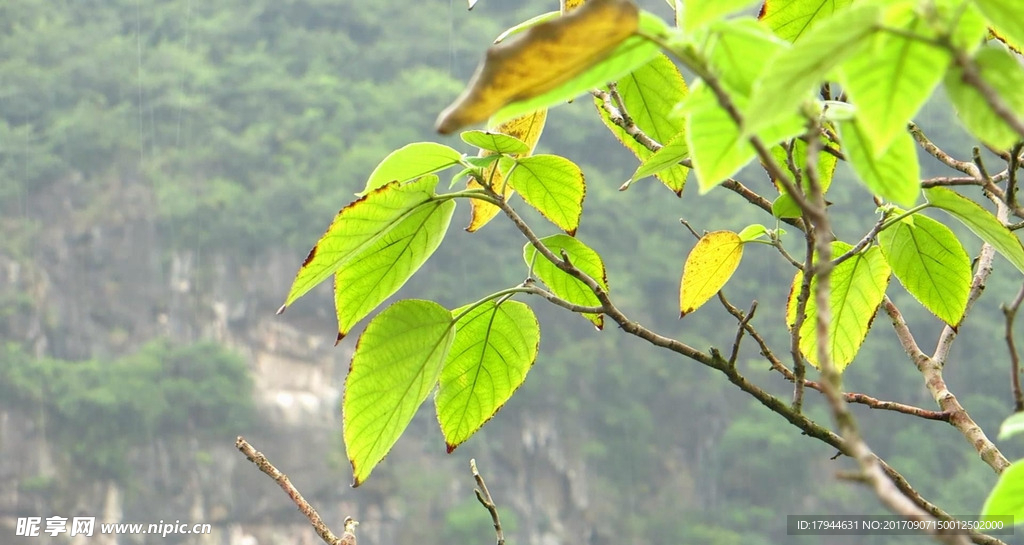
[0,340,252,481]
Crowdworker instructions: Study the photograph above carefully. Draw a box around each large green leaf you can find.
[333,199,456,339]
[877,212,971,326]
[523,234,609,329]
[685,83,805,191]
[982,461,1024,524]
[840,8,950,156]
[744,4,882,136]
[759,0,853,42]
[786,243,891,371]
[683,0,759,31]
[925,187,1024,274]
[596,53,689,194]
[360,143,463,195]
[705,18,787,96]
[507,154,585,235]
[281,177,442,310]
[975,0,1024,55]
[944,46,1024,149]
[839,121,920,206]
[343,300,455,486]
[437,300,540,452]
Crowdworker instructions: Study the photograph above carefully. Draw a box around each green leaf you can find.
[767,136,839,194]
[786,242,891,371]
[437,300,540,452]
[738,224,769,242]
[360,143,463,195]
[460,130,530,155]
[839,121,920,206]
[744,4,882,136]
[982,461,1024,524]
[683,0,759,32]
[596,53,689,194]
[493,11,561,44]
[998,412,1024,441]
[685,83,805,191]
[524,235,609,329]
[334,199,456,339]
[628,130,688,186]
[944,46,1024,149]
[772,193,802,219]
[343,300,455,486]
[282,177,442,310]
[680,231,744,316]
[759,0,853,42]
[507,155,585,235]
[975,0,1024,55]
[840,8,950,156]
[925,187,1024,274]
[705,18,788,96]
[877,211,971,326]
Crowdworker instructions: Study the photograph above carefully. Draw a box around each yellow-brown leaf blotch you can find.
[436,0,638,134]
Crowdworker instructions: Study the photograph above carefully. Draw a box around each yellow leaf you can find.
[680,231,744,316]
[436,0,639,134]
[467,109,548,231]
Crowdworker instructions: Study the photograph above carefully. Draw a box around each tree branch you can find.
[236,436,343,545]
[470,459,504,545]
[1002,282,1024,412]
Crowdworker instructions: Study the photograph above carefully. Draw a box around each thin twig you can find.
[725,299,757,366]
[236,437,343,545]
[1002,282,1024,412]
[471,459,504,545]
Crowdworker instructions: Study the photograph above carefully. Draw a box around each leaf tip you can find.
[335,332,346,346]
[276,304,287,315]
[446,442,459,454]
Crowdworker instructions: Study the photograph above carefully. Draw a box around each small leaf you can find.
[840,8,950,156]
[981,461,1024,524]
[596,53,689,194]
[344,300,455,486]
[998,412,1024,441]
[460,130,530,155]
[944,46,1024,149]
[786,242,891,371]
[839,121,920,207]
[759,0,853,42]
[628,130,689,185]
[334,199,456,338]
[282,177,440,310]
[436,0,660,133]
[925,187,1024,274]
[744,4,882,136]
[772,193,802,219]
[507,154,585,235]
[467,109,547,232]
[437,300,540,452]
[877,211,971,326]
[680,230,744,316]
[360,143,463,195]
[738,224,769,242]
[524,235,609,328]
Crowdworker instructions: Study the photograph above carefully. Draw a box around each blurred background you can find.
[1,1,1021,543]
